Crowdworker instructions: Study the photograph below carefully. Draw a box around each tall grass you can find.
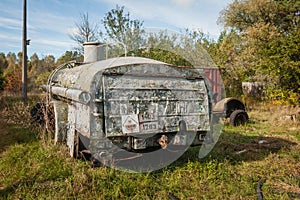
[0,95,299,199]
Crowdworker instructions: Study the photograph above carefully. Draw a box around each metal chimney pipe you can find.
[83,42,104,63]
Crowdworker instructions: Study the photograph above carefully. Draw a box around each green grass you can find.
[0,95,299,199]
[0,123,38,152]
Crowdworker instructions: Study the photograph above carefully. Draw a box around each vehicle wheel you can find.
[229,110,249,126]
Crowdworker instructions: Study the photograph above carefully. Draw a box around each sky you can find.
[0,0,232,59]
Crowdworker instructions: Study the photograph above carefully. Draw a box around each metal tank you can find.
[45,42,212,167]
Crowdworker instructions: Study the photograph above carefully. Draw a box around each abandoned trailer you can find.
[41,42,246,170]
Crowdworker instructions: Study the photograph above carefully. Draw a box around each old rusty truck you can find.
[198,68,249,126]
[43,42,214,169]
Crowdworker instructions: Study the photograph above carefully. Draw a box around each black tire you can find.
[229,110,249,126]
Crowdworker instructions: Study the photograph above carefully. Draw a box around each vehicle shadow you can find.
[172,131,298,166]
[105,130,298,173]
[0,96,44,154]
[0,122,39,154]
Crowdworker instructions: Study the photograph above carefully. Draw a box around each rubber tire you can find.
[229,110,249,126]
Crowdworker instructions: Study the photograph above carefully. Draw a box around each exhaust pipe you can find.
[83,42,104,63]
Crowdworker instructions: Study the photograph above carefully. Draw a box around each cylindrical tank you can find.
[47,56,213,171]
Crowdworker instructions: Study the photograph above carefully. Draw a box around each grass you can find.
[0,95,299,199]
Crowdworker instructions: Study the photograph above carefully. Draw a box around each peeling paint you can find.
[47,56,212,160]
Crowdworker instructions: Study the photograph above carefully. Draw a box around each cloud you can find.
[0,2,22,19]
[65,27,78,36]
[0,42,20,49]
[0,17,20,25]
[0,33,21,41]
[34,38,73,48]
[172,0,196,7]
[28,11,74,33]
[27,38,75,58]
[0,17,21,31]
[0,32,21,53]
[98,0,226,36]
[0,0,230,57]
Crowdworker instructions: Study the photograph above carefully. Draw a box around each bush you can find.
[264,87,299,106]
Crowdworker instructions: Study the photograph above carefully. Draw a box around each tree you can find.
[102,5,145,56]
[28,53,39,74]
[56,51,82,65]
[0,53,8,69]
[2,52,22,93]
[132,30,189,66]
[0,53,8,91]
[5,52,17,73]
[31,55,56,90]
[27,53,40,91]
[130,29,218,68]
[0,69,4,91]
[219,0,300,103]
[27,53,57,92]
[70,13,100,53]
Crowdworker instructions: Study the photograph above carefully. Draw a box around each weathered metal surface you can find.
[47,56,212,158]
[47,86,91,104]
[83,42,105,63]
[103,74,210,137]
[53,101,67,144]
[213,97,246,118]
[199,67,224,103]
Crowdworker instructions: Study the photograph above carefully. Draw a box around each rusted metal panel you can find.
[201,68,224,103]
[179,67,224,103]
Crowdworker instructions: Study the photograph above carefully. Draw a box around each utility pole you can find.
[22,0,27,103]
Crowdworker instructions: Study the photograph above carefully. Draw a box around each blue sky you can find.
[0,0,232,58]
